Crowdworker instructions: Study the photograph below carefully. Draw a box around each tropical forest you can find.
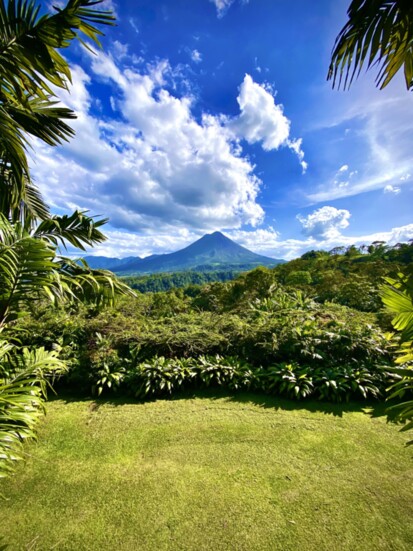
[1,1,413,550]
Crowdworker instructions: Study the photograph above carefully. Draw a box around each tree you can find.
[328,0,413,90]
[0,0,115,222]
[0,0,133,479]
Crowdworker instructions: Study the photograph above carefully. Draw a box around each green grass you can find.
[1,392,413,551]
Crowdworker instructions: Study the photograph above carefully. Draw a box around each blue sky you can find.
[34,0,413,259]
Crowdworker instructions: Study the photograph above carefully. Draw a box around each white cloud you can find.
[308,81,413,202]
[32,57,266,235]
[227,227,280,254]
[384,184,401,194]
[209,0,235,18]
[129,17,139,34]
[309,168,409,203]
[80,228,197,259]
[339,164,348,172]
[32,53,310,238]
[231,74,307,170]
[233,74,290,150]
[287,138,308,173]
[191,49,202,63]
[297,206,351,240]
[232,221,413,260]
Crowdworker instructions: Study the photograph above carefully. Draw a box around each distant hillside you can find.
[82,256,137,270]
[84,231,284,273]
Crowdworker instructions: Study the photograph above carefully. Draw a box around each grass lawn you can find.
[1,391,412,551]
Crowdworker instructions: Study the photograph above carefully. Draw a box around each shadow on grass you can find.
[50,387,387,420]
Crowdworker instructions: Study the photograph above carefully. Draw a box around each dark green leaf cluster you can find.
[328,0,413,90]
[272,241,413,312]
[62,352,389,404]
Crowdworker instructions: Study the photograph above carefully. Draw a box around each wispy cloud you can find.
[384,185,401,195]
[308,168,411,203]
[209,0,235,18]
[306,80,413,203]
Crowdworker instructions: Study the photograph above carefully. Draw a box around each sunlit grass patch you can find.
[1,392,412,551]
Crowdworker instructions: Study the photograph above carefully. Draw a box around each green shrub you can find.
[259,363,314,399]
[124,357,195,399]
[312,365,384,402]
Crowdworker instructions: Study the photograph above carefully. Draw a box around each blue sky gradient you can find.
[34,0,413,259]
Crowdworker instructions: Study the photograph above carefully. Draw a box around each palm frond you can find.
[7,97,76,146]
[0,214,60,327]
[34,210,108,250]
[0,342,66,478]
[328,0,413,90]
[56,256,136,308]
[381,274,413,342]
[0,0,115,221]
[0,0,115,100]
[21,181,50,223]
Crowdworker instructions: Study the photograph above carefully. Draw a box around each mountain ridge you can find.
[83,231,284,274]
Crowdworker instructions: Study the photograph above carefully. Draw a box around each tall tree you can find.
[0,1,133,479]
[0,0,115,222]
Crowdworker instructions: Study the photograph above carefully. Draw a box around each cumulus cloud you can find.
[32,56,267,235]
[297,206,351,240]
[231,74,307,171]
[233,75,290,149]
[31,54,308,238]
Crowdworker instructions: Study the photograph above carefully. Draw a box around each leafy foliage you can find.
[0,341,66,478]
[381,273,413,444]
[16,280,394,403]
[328,0,413,90]
[0,0,115,220]
[0,0,131,481]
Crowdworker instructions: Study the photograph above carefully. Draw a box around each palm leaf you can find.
[0,214,60,327]
[381,274,413,341]
[34,210,108,250]
[328,0,413,90]
[0,342,66,478]
[56,256,136,308]
[0,0,115,220]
